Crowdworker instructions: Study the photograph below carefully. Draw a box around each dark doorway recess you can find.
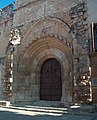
[40,58,62,101]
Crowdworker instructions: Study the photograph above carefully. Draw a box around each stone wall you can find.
[13,0,77,27]
[69,1,89,80]
[87,0,97,25]
[87,0,97,103]
[90,53,97,103]
[0,4,13,20]
[10,0,90,105]
[13,0,89,79]
[0,4,13,100]
[87,0,97,51]
[0,58,5,100]
[0,4,13,57]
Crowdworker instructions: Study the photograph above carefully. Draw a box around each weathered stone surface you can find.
[0,0,92,105]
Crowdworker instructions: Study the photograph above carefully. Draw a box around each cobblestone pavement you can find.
[0,107,97,120]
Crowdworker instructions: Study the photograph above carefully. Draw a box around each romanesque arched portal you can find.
[13,17,74,106]
[15,37,73,105]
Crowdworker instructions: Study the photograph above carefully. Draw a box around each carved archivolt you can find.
[19,16,72,52]
[18,16,73,75]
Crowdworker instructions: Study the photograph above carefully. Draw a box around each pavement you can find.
[0,107,96,120]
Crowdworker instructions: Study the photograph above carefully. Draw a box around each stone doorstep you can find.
[0,100,97,115]
[1,105,97,116]
[0,101,10,107]
[0,101,69,114]
[0,104,97,115]
[1,105,68,114]
[13,100,70,108]
[32,100,63,107]
[8,100,71,114]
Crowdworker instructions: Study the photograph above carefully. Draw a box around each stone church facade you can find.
[0,0,97,106]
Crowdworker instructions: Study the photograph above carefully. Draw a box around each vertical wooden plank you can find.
[40,58,62,101]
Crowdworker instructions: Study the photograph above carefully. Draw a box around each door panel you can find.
[40,58,62,101]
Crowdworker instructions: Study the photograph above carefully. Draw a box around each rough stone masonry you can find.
[0,0,92,106]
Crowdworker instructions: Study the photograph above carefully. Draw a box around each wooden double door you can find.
[40,58,62,101]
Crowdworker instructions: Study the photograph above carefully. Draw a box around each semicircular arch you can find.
[20,16,71,52]
[21,37,73,65]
